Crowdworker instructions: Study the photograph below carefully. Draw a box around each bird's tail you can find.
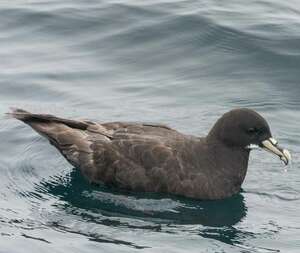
[7,108,97,173]
[7,107,89,130]
[6,107,31,120]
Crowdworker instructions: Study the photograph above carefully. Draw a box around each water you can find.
[0,0,299,252]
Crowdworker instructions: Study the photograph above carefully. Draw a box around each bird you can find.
[9,108,291,200]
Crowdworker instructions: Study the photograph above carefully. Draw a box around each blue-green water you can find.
[0,1,299,252]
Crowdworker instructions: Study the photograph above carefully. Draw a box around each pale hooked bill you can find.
[261,138,291,166]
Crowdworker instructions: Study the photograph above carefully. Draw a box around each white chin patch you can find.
[246,144,260,150]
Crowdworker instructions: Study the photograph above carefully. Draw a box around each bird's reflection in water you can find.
[38,168,248,245]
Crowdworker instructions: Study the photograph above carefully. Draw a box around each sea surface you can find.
[0,0,299,252]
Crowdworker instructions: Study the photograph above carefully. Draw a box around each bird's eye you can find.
[247,127,257,134]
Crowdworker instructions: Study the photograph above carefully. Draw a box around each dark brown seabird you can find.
[9,108,291,200]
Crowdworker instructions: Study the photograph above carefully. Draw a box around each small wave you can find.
[244,189,300,201]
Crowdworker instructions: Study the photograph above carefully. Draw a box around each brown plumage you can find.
[9,108,290,200]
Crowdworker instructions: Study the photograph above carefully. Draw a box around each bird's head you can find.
[208,108,291,165]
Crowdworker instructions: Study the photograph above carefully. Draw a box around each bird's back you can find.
[84,122,204,193]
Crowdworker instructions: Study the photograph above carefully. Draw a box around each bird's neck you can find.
[205,140,250,198]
